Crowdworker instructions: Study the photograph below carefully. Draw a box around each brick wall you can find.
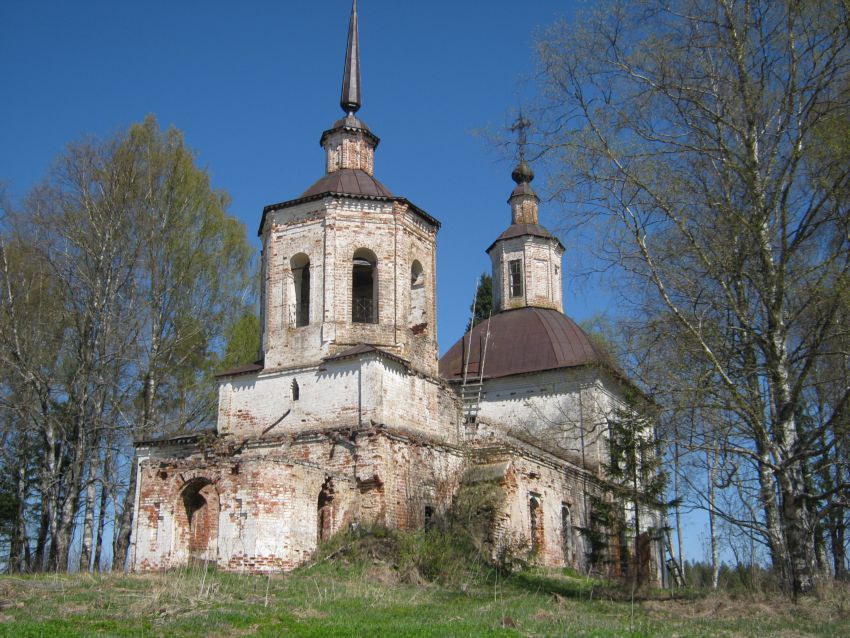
[133,426,466,573]
[470,444,598,570]
[490,234,564,313]
[471,367,625,470]
[217,355,459,442]
[260,197,439,377]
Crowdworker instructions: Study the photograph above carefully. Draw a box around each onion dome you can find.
[511,160,534,185]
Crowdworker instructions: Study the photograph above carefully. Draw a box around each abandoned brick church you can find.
[130,2,664,581]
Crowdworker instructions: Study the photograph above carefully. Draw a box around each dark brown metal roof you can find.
[259,184,440,236]
[509,182,538,199]
[320,113,380,147]
[215,362,263,378]
[439,307,613,381]
[486,223,564,253]
[324,342,410,367]
[301,168,393,199]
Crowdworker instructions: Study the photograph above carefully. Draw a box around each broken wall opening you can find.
[317,477,335,544]
[179,478,220,563]
[529,494,544,554]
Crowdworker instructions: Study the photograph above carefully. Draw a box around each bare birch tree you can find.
[534,0,850,595]
[0,118,253,572]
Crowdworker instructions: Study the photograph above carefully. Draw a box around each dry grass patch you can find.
[642,586,850,637]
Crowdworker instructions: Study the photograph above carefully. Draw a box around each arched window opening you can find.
[409,260,426,329]
[529,494,544,553]
[352,249,378,324]
[317,478,335,544]
[291,378,300,401]
[180,478,218,559]
[561,503,574,564]
[291,254,311,327]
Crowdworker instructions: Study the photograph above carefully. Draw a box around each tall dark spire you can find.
[340,0,362,114]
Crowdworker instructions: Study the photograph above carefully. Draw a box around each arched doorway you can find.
[180,478,219,563]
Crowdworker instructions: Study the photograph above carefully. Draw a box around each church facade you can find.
[130,2,664,580]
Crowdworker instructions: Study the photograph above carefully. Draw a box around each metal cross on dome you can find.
[510,112,532,162]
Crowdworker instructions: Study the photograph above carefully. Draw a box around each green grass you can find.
[1,540,848,637]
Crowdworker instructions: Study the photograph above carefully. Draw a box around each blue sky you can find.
[1,0,610,347]
[1,0,710,562]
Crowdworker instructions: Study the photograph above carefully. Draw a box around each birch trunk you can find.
[709,443,719,590]
[79,452,99,572]
[93,449,111,571]
[8,458,29,573]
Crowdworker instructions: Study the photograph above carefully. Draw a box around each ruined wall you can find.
[261,202,326,369]
[378,433,466,530]
[323,128,376,175]
[471,445,597,570]
[133,450,355,572]
[132,427,466,573]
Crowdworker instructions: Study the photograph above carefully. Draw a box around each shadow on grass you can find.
[506,568,700,604]
[506,569,605,599]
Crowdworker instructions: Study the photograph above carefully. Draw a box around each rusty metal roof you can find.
[301,168,393,199]
[439,307,613,381]
[486,223,564,253]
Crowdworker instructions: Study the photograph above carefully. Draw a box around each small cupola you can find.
[487,115,565,314]
[508,158,540,225]
[319,0,380,176]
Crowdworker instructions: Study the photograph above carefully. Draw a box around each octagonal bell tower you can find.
[257,0,441,376]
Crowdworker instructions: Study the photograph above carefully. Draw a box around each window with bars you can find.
[352,249,378,324]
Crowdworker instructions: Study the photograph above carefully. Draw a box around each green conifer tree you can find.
[584,393,669,587]
[466,273,493,331]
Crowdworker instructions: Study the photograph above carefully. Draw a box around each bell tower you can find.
[257,0,441,376]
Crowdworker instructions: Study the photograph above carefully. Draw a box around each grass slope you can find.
[1,534,848,637]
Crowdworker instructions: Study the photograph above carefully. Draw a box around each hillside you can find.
[1,532,848,638]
